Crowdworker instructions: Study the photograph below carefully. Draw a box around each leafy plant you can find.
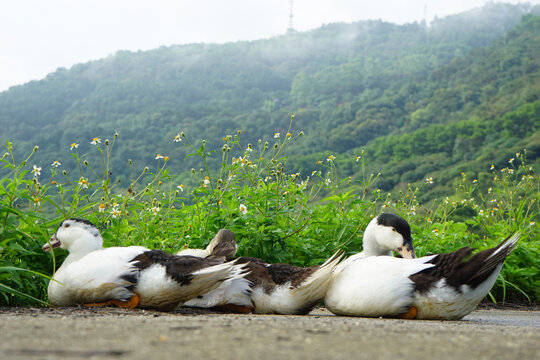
[0,125,538,306]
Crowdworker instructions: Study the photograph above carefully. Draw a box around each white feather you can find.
[413,264,503,320]
[48,246,146,306]
[488,232,520,260]
[176,248,210,258]
[325,256,435,316]
[252,252,342,314]
[183,277,252,308]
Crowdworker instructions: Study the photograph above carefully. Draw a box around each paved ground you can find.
[1,306,539,360]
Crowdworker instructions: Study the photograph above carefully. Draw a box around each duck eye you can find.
[64,223,70,228]
[392,228,396,232]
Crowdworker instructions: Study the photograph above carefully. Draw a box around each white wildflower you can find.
[239,204,247,215]
[31,165,41,177]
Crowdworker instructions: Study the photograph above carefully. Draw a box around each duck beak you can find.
[43,234,61,252]
[397,240,416,259]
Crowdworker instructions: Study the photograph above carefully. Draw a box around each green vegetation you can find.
[1,128,538,305]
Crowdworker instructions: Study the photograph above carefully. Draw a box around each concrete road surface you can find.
[1,306,538,360]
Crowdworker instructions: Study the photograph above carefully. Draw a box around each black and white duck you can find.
[235,251,343,314]
[177,230,343,314]
[325,213,521,320]
[42,219,246,311]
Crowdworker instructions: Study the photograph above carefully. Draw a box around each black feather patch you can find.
[235,257,317,293]
[377,213,412,243]
[411,235,517,292]
[130,250,224,286]
[65,218,97,228]
[120,274,138,292]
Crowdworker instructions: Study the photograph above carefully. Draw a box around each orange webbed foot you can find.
[397,306,418,319]
[83,294,140,309]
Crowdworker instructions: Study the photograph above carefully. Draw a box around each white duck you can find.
[178,230,343,314]
[325,213,521,320]
[43,218,246,311]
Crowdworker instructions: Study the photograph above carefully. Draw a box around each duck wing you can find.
[409,233,520,320]
[131,250,247,310]
[410,233,520,292]
[131,250,224,284]
[234,257,310,291]
[178,230,250,310]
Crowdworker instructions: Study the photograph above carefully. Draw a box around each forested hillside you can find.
[296,11,540,201]
[0,2,538,200]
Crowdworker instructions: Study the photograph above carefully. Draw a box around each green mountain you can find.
[0,2,539,200]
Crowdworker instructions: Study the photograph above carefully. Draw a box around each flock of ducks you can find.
[42,214,520,320]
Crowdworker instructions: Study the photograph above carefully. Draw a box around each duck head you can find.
[177,229,238,260]
[362,213,416,258]
[43,218,103,257]
[206,229,238,260]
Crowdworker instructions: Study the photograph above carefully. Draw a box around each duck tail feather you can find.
[474,232,521,280]
[320,250,345,267]
[179,261,247,302]
[183,276,253,308]
[290,251,343,302]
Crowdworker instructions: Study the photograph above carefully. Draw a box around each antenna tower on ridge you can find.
[288,0,295,33]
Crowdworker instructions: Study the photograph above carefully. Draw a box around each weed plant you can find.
[1,119,538,305]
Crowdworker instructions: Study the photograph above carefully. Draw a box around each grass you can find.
[0,119,538,306]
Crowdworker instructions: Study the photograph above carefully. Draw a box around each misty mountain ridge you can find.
[0,2,539,202]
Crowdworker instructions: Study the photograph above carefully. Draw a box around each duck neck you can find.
[60,234,103,268]
[59,251,86,268]
[362,233,392,257]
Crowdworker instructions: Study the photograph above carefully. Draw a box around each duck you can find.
[42,218,246,311]
[235,251,343,314]
[177,230,343,314]
[324,213,521,320]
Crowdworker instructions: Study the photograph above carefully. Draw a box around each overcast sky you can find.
[0,0,537,92]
